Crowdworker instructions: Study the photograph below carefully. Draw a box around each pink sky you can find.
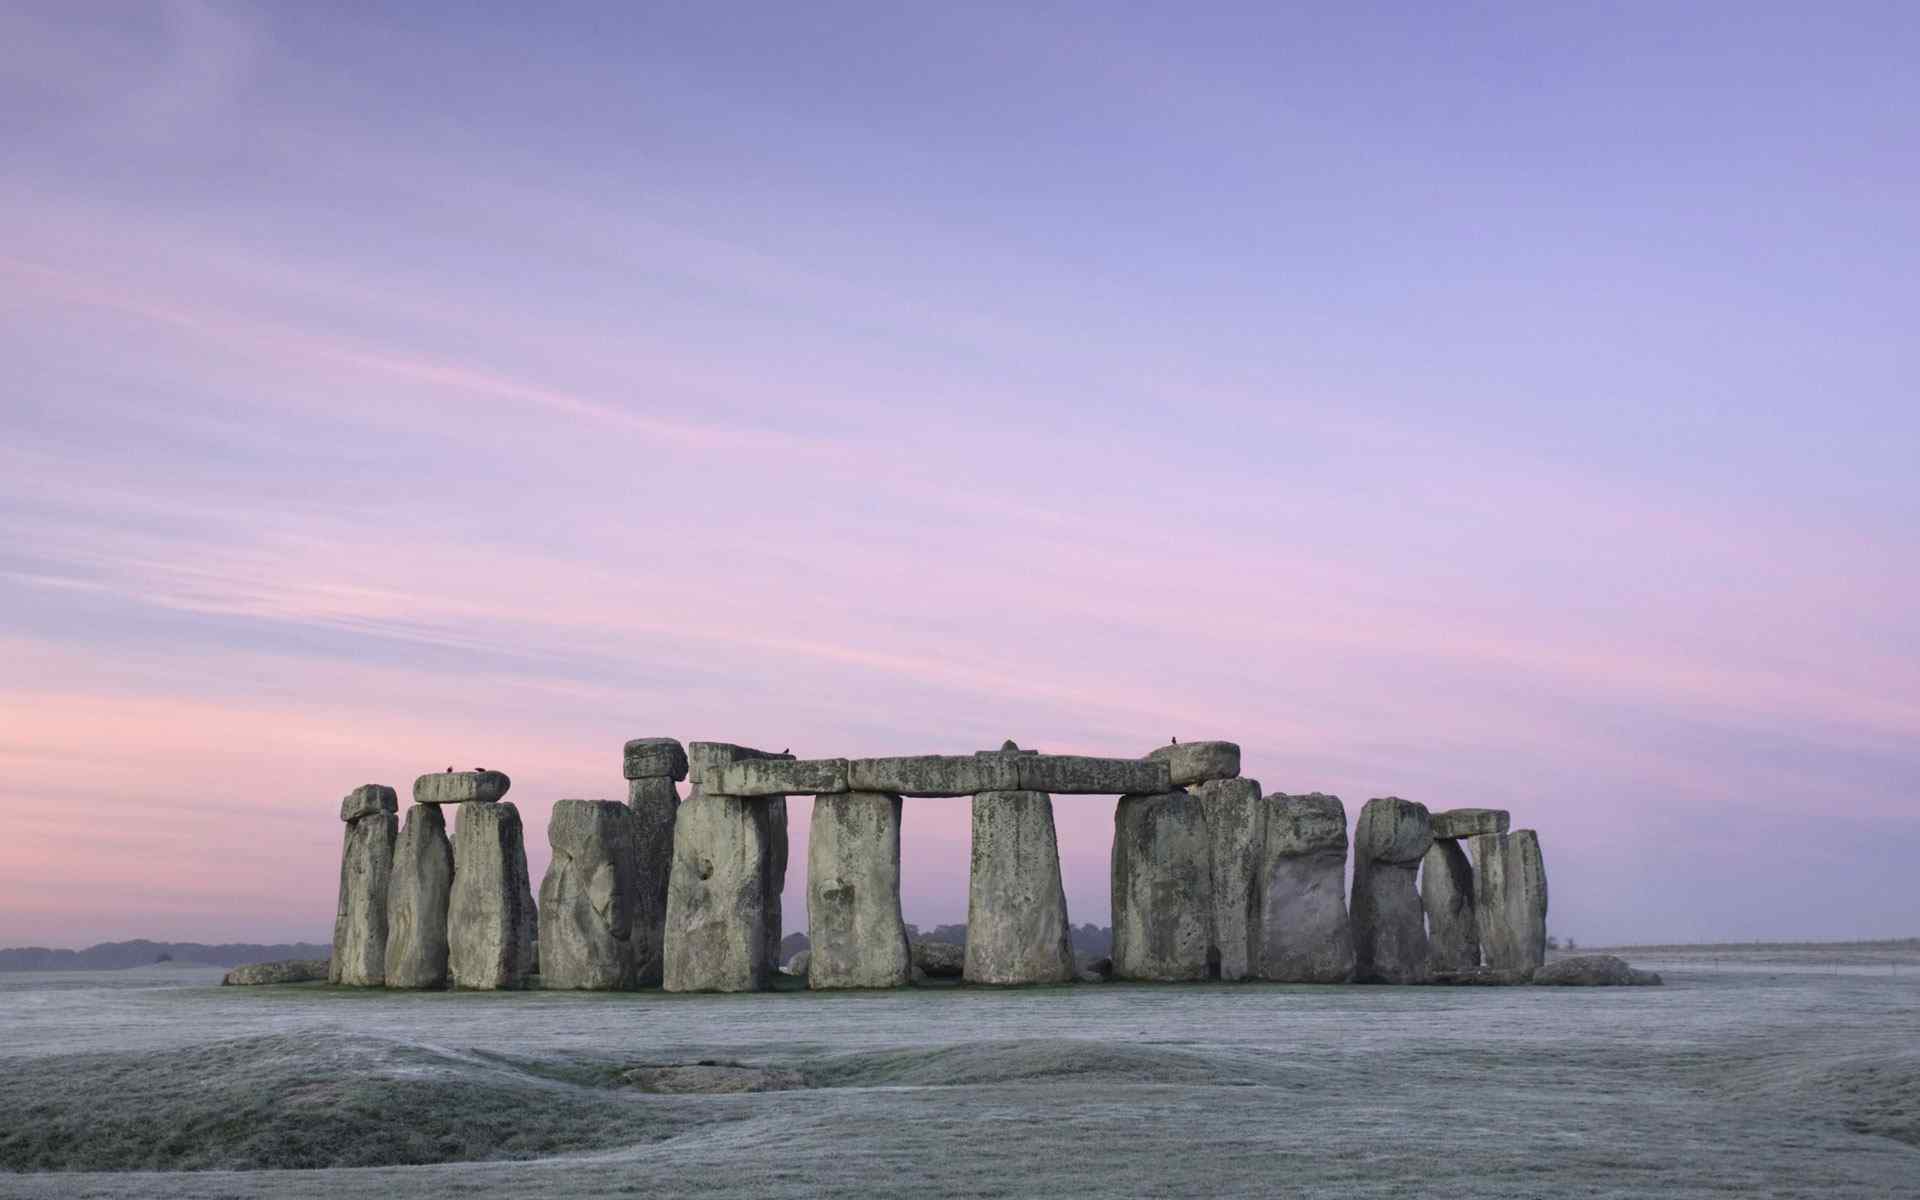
[2,4,1916,947]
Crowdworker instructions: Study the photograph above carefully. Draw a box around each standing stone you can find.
[1421,838,1479,972]
[663,785,780,992]
[1259,793,1355,983]
[764,796,789,975]
[384,803,453,989]
[806,792,911,989]
[539,799,641,990]
[1350,797,1433,984]
[1472,829,1549,974]
[1192,777,1265,981]
[624,737,687,988]
[965,789,1074,984]
[1111,789,1214,981]
[448,801,537,989]
[330,785,397,986]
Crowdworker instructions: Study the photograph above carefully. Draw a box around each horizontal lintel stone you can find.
[848,754,1022,797]
[1430,808,1511,840]
[716,757,850,797]
[688,742,794,789]
[1145,741,1241,786]
[413,771,511,806]
[1018,755,1170,796]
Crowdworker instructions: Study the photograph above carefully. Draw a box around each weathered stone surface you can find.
[1146,741,1241,787]
[1259,794,1355,983]
[626,775,679,986]
[1192,777,1265,981]
[965,790,1075,984]
[806,792,911,989]
[617,1063,808,1094]
[384,803,453,989]
[1430,808,1510,840]
[1532,954,1661,986]
[339,784,397,823]
[764,797,788,974]
[688,742,792,789]
[329,800,396,987]
[622,737,688,781]
[447,801,537,989]
[413,770,511,806]
[717,757,849,797]
[1351,797,1432,984]
[911,940,965,978]
[783,949,811,977]
[1472,829,1549,974]
[1018,755,1169,796]
[1421,838,1479,973]
[847,754,1022,797]
[223,959,329,986]
[663,787,780,992]
[539,799,641,990]
[1111,790,1214,982]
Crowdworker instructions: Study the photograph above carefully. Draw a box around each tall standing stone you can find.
[1350,796,1433,984]
[966,788,1075,984]
[330,785,397,986]
[540,799,642,990]
[1192,776,1265,981]
[384,803,453,989]
[1258,793,1355,983]
[1111,789,1214,981]
[448,801,537,989]
[623,738,686,987]
[806,791,911,989]
[663,742,791,992]
[1472,829,1549,974]
[1421,838,1480,972]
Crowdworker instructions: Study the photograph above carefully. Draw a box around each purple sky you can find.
[2,3,1915,948]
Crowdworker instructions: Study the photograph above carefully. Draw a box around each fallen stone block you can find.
[1429,966,1532,986]
[384,803,454,989]
[1146,741,1241,786]
[1111,790,1214,981]
[910,939,965,978]
[848,754,1021,797]
[1350,796,1433,984]
[1421,838,1479,973]
[223,959,329,986]
[622,737,689,781]
[626,775,679,987]
[1429,808,1510,840]
[330,788,397,987]
[1472,829,1549,974]
[1017,755,1169,796]
[540,799,642,990]
[1530,954,1660,986]
[1192,777,1265,980]
[413,770,511,806]
[965,790,1075,984]
[716,757,850,797]
[1259,793,1355,983]
[806,791,911,989]
[448,800,538,989]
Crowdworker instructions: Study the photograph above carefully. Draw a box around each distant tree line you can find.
[0,940,331,972]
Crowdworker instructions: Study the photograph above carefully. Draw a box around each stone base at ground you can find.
[911,940,965,978]
[1532,955,1661,986]
[223,960,330,986]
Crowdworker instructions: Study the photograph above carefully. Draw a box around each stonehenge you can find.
[806,791,912,988]
[330,784,397,986]
[1260,793,1356,982]
[1350,797,1433,983]
[539,799,642,990]
[325,734,1559,995]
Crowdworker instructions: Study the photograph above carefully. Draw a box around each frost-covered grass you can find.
[0,955,1915,1197]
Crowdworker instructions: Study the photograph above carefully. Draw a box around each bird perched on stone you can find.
[782,748,789,754]
[445,766,452,773]
[1171,736,1178,744]
[474,767,487,772]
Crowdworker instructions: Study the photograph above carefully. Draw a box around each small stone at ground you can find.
[222,959,330,986]
[1429,967,1532,986]
[911,940,965,978]
[1532,955,1662,986]
[784,949,811,977]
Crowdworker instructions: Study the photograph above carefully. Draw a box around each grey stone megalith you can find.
[1471,829,1549,974]
[1259,793,1355,982]
[663,742,791,992]
[1192,776,1265,981]
[539,799,642,990]
[1350,796,1434,983]
[384,802,453,988]
[448,800,538,989]
[1111,789,1215,981]
[806,791,911,989]
[966,788,1075,984]
[331,784,398,986]
[623,737,687,986]
[1421,838,1480,972]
